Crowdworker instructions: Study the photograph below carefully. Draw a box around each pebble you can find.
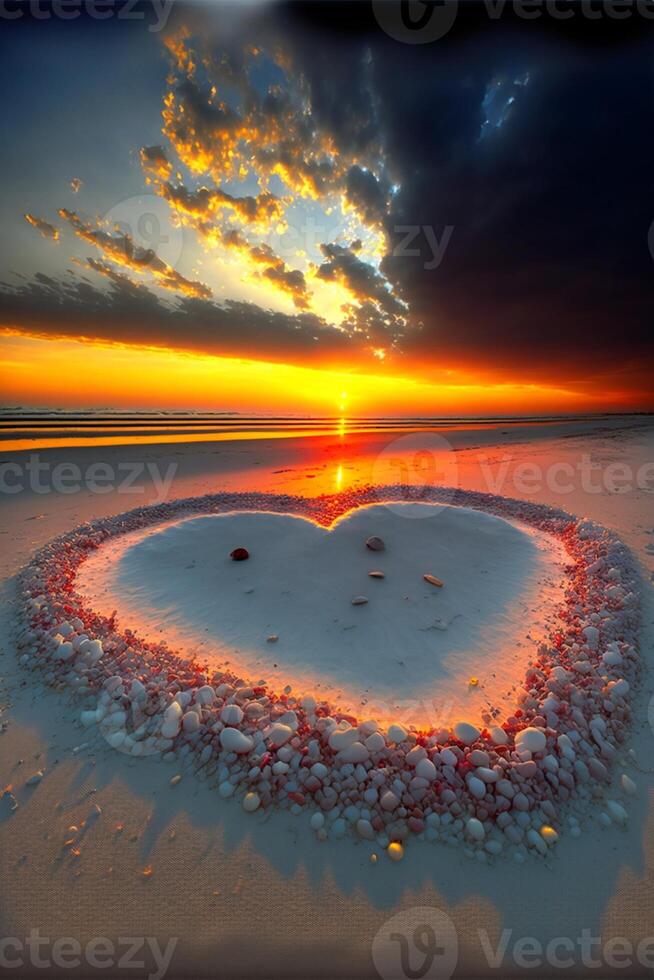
[365,536,385,551]
[220,728,254,754]
[221,704,244,726]
[351,596,368,605]
[15,481,642,861]
[606,800,628,826]
[467,776,486,800]
[540,825,559,845]
[368,571,385,579]
[387,841,404,861]
[242,792,260,813]
[620,774,637,796]
[230,548,249,561]
[466,818,485,841]
[26,771,44,786]
[268,723,293,747]
[515,727,547,754]
[267,634,279,643]
[310,812,325,831]
[415,758,437,781]
[170,774,182,787]
[338,742,370,763]
[387,723,408,744]
[454,722,480,746]
[357,819,375,840]
[380,790,400,811]
[423,574,444,588]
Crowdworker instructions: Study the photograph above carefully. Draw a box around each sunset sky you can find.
[1,1,652,415]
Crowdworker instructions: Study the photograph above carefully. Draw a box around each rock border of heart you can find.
[14,484,641,861]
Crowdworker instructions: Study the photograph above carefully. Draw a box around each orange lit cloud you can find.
[58,208,212,300]
[24,213,59,241]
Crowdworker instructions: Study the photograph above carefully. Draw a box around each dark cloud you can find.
[271,3,654,391]
[317,241,407,324]
[0,268,359,365]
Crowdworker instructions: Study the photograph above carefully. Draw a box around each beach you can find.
[1,414,653,978]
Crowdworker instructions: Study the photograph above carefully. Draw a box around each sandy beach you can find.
[1,415,653,978]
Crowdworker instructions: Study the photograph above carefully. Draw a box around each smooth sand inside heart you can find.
[77,503,567,726]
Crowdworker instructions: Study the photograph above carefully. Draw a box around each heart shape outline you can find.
[16,484,641,854]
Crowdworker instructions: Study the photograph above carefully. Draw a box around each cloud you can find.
[24,213,59,241]
[160,181,286,230]
[316,241,407,325]
[11,4,653,399]
[140,146,173,182]
[344,166,389,228]
[58,208,212,300]
[149,27,406,337]
[0,268,362,366]
[248,242,310,310]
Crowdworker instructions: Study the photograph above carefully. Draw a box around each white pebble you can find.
[454,722,480,745]
[515,727,547,754]
[220,728,254,754]
[221,704,244,726]
[268,723,293,747]
[387,723,408,744]
[620,774,637,796]
[606,800,628,826]
[466,818,485,841]
[242,792,260,813]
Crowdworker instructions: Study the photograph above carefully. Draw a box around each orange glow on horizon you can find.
[0,330,646,416]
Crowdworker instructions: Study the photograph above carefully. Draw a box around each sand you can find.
[77,503,567,727]
[1,416,653,978]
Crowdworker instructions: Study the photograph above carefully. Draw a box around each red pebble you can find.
[230,547,249,561]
